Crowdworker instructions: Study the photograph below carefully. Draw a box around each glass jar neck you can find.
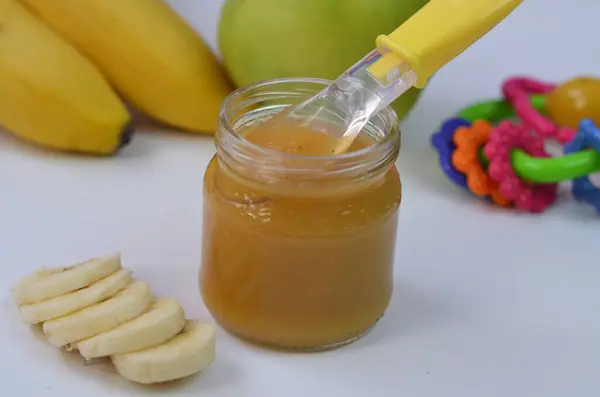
[215,78,400,198]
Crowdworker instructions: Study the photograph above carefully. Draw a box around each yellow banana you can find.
[0,0,132,155]
[21,0,234,134]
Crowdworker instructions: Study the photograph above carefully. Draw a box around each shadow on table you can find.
[355,281,468,348]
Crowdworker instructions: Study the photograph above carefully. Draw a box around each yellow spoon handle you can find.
[368,0,524,88]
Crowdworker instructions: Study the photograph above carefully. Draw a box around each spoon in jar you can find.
[267,0,524,155]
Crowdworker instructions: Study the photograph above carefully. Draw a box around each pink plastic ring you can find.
[502,77,575,143]
[483,120,558,213]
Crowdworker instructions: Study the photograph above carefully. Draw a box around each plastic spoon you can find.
[271,0,524,154]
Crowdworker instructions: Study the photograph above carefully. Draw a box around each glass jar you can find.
[200,78,402,351]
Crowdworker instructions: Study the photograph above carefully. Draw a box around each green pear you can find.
[218,0,429,120]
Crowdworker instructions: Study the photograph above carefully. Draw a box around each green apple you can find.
[218,0,429,120]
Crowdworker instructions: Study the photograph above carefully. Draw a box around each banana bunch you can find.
[11,252,216,385]
[0,0,233,156]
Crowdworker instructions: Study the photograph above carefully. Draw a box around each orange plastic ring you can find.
[451,120,511,206]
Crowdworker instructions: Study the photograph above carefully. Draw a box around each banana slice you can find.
[18,269,132,325]
[77,297,186,359]
[43,280,153,347]
[111,320,216,384]
[12,252,122,305]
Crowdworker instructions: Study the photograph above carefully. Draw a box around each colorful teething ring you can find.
[431,75,600,215]
[457,96,600,184]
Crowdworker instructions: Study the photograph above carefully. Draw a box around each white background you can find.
[2,0,600,396]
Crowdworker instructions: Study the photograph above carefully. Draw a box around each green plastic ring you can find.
[455,95,600,183]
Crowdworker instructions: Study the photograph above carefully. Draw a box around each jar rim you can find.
[218,77,400,163]
[215,77,400,192]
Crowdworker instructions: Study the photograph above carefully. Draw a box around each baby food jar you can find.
[200,78,402,351]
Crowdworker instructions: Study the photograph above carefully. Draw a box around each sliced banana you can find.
[111,320,216,384]
[43,280,153,347]
[77,297,186,359]
[18,269,132,325]
[12,252,122,305]
[11,252,218,385]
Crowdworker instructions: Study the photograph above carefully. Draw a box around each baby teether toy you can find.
[432,75,600,214]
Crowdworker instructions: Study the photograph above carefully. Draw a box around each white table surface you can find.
[2,0,600,396]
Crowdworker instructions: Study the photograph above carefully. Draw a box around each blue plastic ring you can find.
[563,119,600,214]
[431,117,472,189]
